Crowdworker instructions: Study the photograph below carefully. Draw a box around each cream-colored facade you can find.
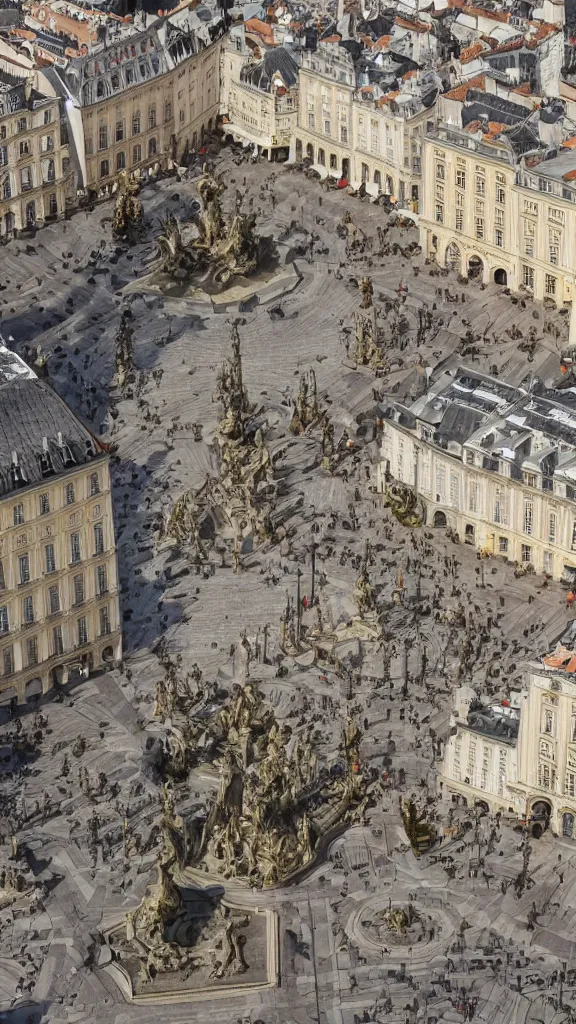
[0,88,74,237]
[420,124,576,306]
[294,46,354,177]
[221,37,298,158]
[442,668,576,839]
[81,40,223,192]
[515,669,576,837]
[441,719,520,814]
[380,417,576,580]
[351,98,435,208]
[419,125,517,288]
[0,454,121,706]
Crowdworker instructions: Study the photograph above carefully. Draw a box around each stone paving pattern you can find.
[0,153,574,1024]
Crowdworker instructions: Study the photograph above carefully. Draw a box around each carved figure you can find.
[112,172,144,245]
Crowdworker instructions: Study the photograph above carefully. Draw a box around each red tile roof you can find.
[444,73,486,100]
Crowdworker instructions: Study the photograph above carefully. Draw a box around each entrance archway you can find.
[25,678,42,703]
[468,255,483,280]
[342,158,349,178]
[433,510,447,528]
[385,175,393,195]
[305,143,314,161]
[465,524,475,544]
[494,268,507,285]
[562,812,575,838]
[445,242,462,273]
[531,800,552,838]
[102,645,114,663]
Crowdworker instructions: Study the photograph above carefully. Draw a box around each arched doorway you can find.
[468,255,483,280]
[374,170,381,189]
[25,678,42,703]
[102,645,114,663]
[562,812,575,838]
[318,148,325,165]
[342,158,349,178]
[465,524,475,544]
[531,800,552,838]
[445,242,462,273]
[433,510,447,528]
[385,175,393,195]
[494,268,507,285]
[475,800,490,815]
[305,143,314,161]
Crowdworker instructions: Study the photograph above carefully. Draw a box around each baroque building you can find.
[441,623,576,840]
[0,68,74,238]
[0,347,121,708]
[54,6,226,194]
[379,366,576,582]
[293,44,355,178]
[221,25,299,160]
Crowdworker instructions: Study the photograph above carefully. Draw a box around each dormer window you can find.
[58,433,75,468]
[10,453,26,488]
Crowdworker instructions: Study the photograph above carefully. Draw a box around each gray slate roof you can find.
[0,378,104,499]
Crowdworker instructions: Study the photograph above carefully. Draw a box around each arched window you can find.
[148,137,157,157]
[318,148,325,165]
[374,170,381,187]
[116,151,126,170]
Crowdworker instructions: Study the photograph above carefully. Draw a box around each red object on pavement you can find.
[302,595,309,609]
[337,176,349,189]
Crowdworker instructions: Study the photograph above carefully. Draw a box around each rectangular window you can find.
[73,574,84,606]
[456,168,466,189]
[13,504,24,525]
[148,107,156,128]
[499,536,508,553]
[521,543,532,563]
[132,113,141,135]
[549,512,557,544]
[115,120,124,142]
[494,487,507,525]
[308,112,315,129]
[524,499,533,535]
[475,217,484,240]
[164,101,172,121]
[39,492,50,515]
[97,564,108,594]
[18,554,30,585]
[522,264,534,290]
[436,183,444,202]
[77,616,88,645]
[100,606,111,636]
[100,160,109,179]
[26,636,38,666]
[475,173,485,196]
[23,595,34,624]
[65,482,75,505]
[494,208,504,227]
[70,532,81,564]
[0,561,5,590]
[435,203,444,224]
[2,647,13,676]
[545,274,557,297]
[98,125,108,149]
[45,543,56,574]
[89,472,100,496]
[48,585,60,614]
[496,172,506,204]
[455,209,463,232]
[469,481,478,513]
[133,144,142,164]
[567,771,576,798]
[52,624,63,656]
[323,119,331,135]
[436,162,445,180]
[449,472,459,508]
[0,607,9,634]
[435,465,446,502]
[340,125,347,143]
[94,524,104,555]
[495,228,503,248]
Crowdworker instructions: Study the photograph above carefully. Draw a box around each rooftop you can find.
[0,351,104,498]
